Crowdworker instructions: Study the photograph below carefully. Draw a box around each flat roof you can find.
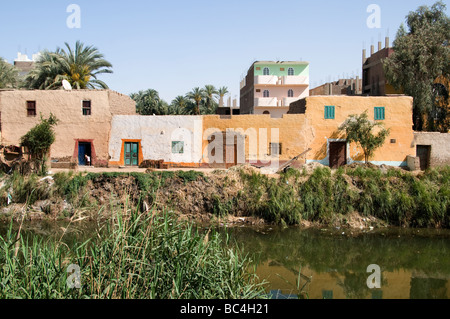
[254,61,309,65]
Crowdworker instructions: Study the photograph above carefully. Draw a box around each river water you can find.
[1,220,449,299]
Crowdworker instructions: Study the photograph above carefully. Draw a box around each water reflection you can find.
[222,226,450,299]
[1,220,449,299]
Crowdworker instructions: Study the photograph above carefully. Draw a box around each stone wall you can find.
[413,132,450,168]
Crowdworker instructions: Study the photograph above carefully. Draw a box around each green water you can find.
[224,225,450,299]
[1,220,449,299]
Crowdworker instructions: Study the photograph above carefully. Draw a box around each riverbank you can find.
[0,163,448,229]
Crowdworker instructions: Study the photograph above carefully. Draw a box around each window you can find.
[263,111,270,115]
[256,89,261,93]
[280,68,285,71]
[27,101,36,117]
[172,141,184,154]
[82,100,91,116]
[374,107,385,120]
[263,67,270,75]
[288,67,294,76]
[269,143,282,155]
[288,89,294,97]
[263,90,270,98]
[324,105,335,119]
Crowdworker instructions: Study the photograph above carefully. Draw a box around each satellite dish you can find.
[62,80,72,90]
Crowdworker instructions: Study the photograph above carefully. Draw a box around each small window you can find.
[27,101,36,117]
[288,67,294,76]
[288,89,294,97]
[280,68,285,71]
[82,100,91,116]
[255,67,261,71]
[263,90,270,98]
[374,107,385,120]
[263,67,270,75]
[324,105,335,119]
[256,89,261,93]
[269,143,282,156]
[172,141,184,154]
[263,111,270,115]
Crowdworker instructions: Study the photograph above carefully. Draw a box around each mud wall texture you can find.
[299,96,415,166]
[202,114,311,167]
[413,132,450,167]
[109,115,203,167]
[0,90,135,166]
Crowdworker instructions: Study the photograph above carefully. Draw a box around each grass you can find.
[1,166,448,228]
[234,165,449,228]
[0,207,266,299]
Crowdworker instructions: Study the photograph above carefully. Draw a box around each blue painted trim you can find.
[306,159,407,167]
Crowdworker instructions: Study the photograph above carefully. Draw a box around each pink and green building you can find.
[240,61,309,118]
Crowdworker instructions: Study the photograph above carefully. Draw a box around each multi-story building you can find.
[362,38,403,96]
[13,52,40,78]
[240,61,309,118]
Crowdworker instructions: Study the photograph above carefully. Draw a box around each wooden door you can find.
[329,142,347,169]
[416,145,431,170]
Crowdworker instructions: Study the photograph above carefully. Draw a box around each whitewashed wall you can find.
[109,115,203,164]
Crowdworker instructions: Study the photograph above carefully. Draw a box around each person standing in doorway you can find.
[85,154,91,166]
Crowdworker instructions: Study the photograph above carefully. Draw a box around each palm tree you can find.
[171,95,190,114]
[204,85,218,113]
[22,51,65,89]
[217,86,229,107]
[24,41,113,90]
[58,41,112,89]
[186,87,206,115]
[0,58,19,88]
[130,89,168,115]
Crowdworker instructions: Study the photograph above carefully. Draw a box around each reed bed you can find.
[0,206,266,299]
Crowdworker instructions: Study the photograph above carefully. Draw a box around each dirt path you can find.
[49,166,224,175]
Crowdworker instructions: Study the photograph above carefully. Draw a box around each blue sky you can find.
[0,0,446,103]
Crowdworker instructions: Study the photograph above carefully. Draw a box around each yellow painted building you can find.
[201,96,414,168]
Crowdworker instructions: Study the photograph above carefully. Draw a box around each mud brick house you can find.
[288,96,414,168]
[108,115,203,168]
[108,95,416,170]
[0,89,136,167]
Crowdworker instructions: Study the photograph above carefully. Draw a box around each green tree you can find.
[339,111,390,164]
[170,96,191,114]
[204,85,218,113]
[186,87,206,115]
[383,1,450,131]
[218,86,229,107]
[24,41,113,90]
[130,89,170,115]
[0,57,19,88]
[20,113,59,175]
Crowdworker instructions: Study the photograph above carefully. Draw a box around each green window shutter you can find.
[374,107,385,120]
[325,105,335,119]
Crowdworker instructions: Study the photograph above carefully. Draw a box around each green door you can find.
[124,142,139,166]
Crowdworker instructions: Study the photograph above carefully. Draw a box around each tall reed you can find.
[0,206,265,299]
